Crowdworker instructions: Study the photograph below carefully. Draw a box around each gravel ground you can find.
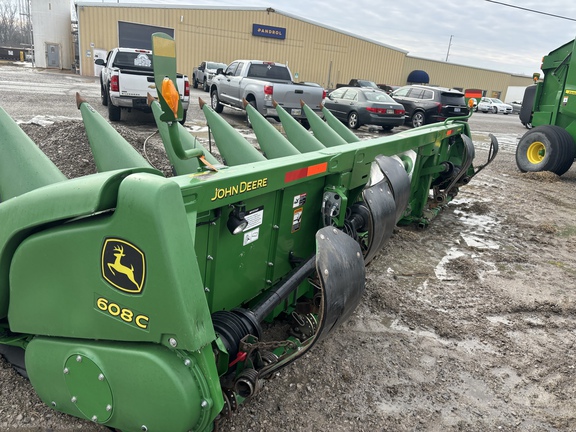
[1,63,575,431]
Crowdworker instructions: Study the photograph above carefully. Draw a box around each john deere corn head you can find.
[0,34,497,431]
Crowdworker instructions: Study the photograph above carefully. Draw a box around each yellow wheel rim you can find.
[527,141,546,164]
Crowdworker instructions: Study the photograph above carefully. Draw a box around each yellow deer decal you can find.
[107,245,139,290]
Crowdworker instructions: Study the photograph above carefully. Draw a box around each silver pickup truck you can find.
[209,60,325,128]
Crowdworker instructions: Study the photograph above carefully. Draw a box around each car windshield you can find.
[492,99,504,104]
[207,62,227,70]
[363,90,395,103]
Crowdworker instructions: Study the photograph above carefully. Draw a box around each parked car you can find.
[391,85,469,128]
[336,79,379,89]
[477,97,513,114]
[468,98,478,111]
[379,84,401,94]
[193,61,227,92]
[323,87,405,130]
[509,100,522,114]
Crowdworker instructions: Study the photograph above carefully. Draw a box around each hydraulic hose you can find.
[251,255,316,322]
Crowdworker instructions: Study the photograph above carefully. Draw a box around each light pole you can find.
[445,35,453,62]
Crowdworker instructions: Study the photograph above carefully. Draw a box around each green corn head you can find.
[0,33,498,431]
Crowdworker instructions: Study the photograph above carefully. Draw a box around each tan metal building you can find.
[75,3,534,100]
[402,56,534,100]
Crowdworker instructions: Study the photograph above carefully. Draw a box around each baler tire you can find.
[516,125,575,175]
[211,89,223,113]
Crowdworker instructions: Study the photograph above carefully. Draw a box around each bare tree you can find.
[0,0,29,47]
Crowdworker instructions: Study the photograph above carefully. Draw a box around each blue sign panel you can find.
[252,24,286,40]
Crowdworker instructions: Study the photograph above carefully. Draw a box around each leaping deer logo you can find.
[101,239,146,294]
[108,245,139,290]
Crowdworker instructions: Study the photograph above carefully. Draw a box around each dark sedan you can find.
[323,87,406,130]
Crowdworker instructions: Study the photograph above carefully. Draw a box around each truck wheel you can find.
[101,84,108,106]
[411,111,425,128]
[347,111,360,129]
[516,125,575,175]
[211,89,223,113]
[108,93,121,122]
[179,109,187,125]
[203,79,209,92]
[192,76,198,89]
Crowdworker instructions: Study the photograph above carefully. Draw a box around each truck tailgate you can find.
[118,70,157,97]
[273,83,323,110]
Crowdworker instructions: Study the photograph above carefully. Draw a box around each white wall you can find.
[505,86,528,103]
[31,0,72,69]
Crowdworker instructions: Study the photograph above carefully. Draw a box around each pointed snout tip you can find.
[75,92,86,109]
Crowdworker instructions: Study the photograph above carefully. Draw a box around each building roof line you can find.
[406,54,533,78]
[74,2,409,54]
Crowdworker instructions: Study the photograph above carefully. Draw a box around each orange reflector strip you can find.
[447,129,453,136]
[285,162,328,183]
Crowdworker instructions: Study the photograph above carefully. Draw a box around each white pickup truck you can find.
[209,60,325,128]
[95,47,190,122]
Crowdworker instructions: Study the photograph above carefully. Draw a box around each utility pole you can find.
[445,35,453,62]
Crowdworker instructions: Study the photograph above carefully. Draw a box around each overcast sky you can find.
[93,0,576,76]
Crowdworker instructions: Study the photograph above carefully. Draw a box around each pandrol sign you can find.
[252,24,286,40]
